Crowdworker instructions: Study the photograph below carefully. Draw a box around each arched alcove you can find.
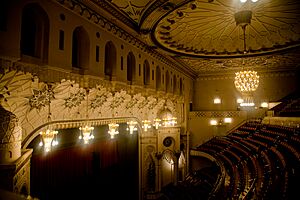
[173,75,177,94]
[127,52,136,84]
[156,66,161,90]
[20,3,49,62]
[104,41,117,80]
[72,26,90,69]
[166,71,170,93]
[143,60,150,86]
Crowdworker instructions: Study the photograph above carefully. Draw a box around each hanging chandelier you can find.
[126,120,138,134]
[78,88,94,143]
[39,84,58,152]
[142,120,152,132]
[108,122,119,138]
[79,125,94,144]
[234,10,259,98]
[39,128,58,152]
[153,118,162,129]
[234,70,259,92]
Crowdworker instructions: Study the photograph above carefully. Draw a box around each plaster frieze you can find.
[189,111,246,119]
[0,62,182,147]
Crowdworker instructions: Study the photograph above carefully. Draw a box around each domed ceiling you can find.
[88,0,300,76]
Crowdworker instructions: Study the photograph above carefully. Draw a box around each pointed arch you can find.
[156,66,161,90]
[179,78,183,95]
[166,70,170,93]
[173,74,177,94]
[105,41,117,80]
[143,60,150,85]
[72,26,90,69]
[127,51,136,84]
[21,3,49,62]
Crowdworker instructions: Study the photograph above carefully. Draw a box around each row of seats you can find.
[194,119,300,199]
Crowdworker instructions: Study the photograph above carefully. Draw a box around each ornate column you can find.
[0,96,33,196]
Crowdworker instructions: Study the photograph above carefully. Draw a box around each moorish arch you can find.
[21,3,49,63]
[104,41,117,80]
[72,26,90,70]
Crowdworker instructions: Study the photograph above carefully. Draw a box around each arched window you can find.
[72,26,90,69]
[156,66,161,90]
[179,78,183,95]
[21,3,49,62]
[127,52,136,84]
[104,41,117,80]
[166,70,170,93]
[173,74,177,94]
[143,60,150,85]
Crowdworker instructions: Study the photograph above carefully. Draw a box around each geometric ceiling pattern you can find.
[154,0,300,58]
[88,0,300,76]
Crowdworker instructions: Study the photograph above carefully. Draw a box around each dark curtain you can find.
[31,136,138,200]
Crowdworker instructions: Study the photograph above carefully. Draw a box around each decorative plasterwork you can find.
[177,50,300,75]
[154,0,300,58]
[106,0,153,23]
[189,111,246,119]
[0,65,183,146]
[54,0,196,78]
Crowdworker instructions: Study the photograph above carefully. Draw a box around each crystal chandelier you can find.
[126,120,137,134]
[153,118,162,129]
[79,125,94,144]
[108,122,119,139]
[234,70,259,92]
[142,120,152,132]
[162,117,177,127]
[78,89,94,143]
[234,10,259,99]
[39,84,58,152]
[39,128,58,152]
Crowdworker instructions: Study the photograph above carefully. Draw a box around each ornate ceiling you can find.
[88,0,300,76]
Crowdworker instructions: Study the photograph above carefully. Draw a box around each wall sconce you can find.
[237,98,244,104]
[210,118,232,126]
[261,102,268,108]
[214,97,221,104]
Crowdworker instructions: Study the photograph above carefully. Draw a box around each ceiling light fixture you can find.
[126,120,138,134]
[79,89,94,144]
[108,122,119,139]
[234,10,259,106]
[39,84,58,152]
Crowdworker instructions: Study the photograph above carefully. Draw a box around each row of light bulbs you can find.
[39,117,178,152]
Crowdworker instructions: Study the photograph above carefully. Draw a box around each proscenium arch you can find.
[22,117,144,149]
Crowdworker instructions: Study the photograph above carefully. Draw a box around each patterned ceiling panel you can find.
[85,0,300,75]
[154,0,300,58]
[109,0,154,23]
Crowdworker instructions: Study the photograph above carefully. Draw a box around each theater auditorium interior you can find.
[0,0,299,199]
